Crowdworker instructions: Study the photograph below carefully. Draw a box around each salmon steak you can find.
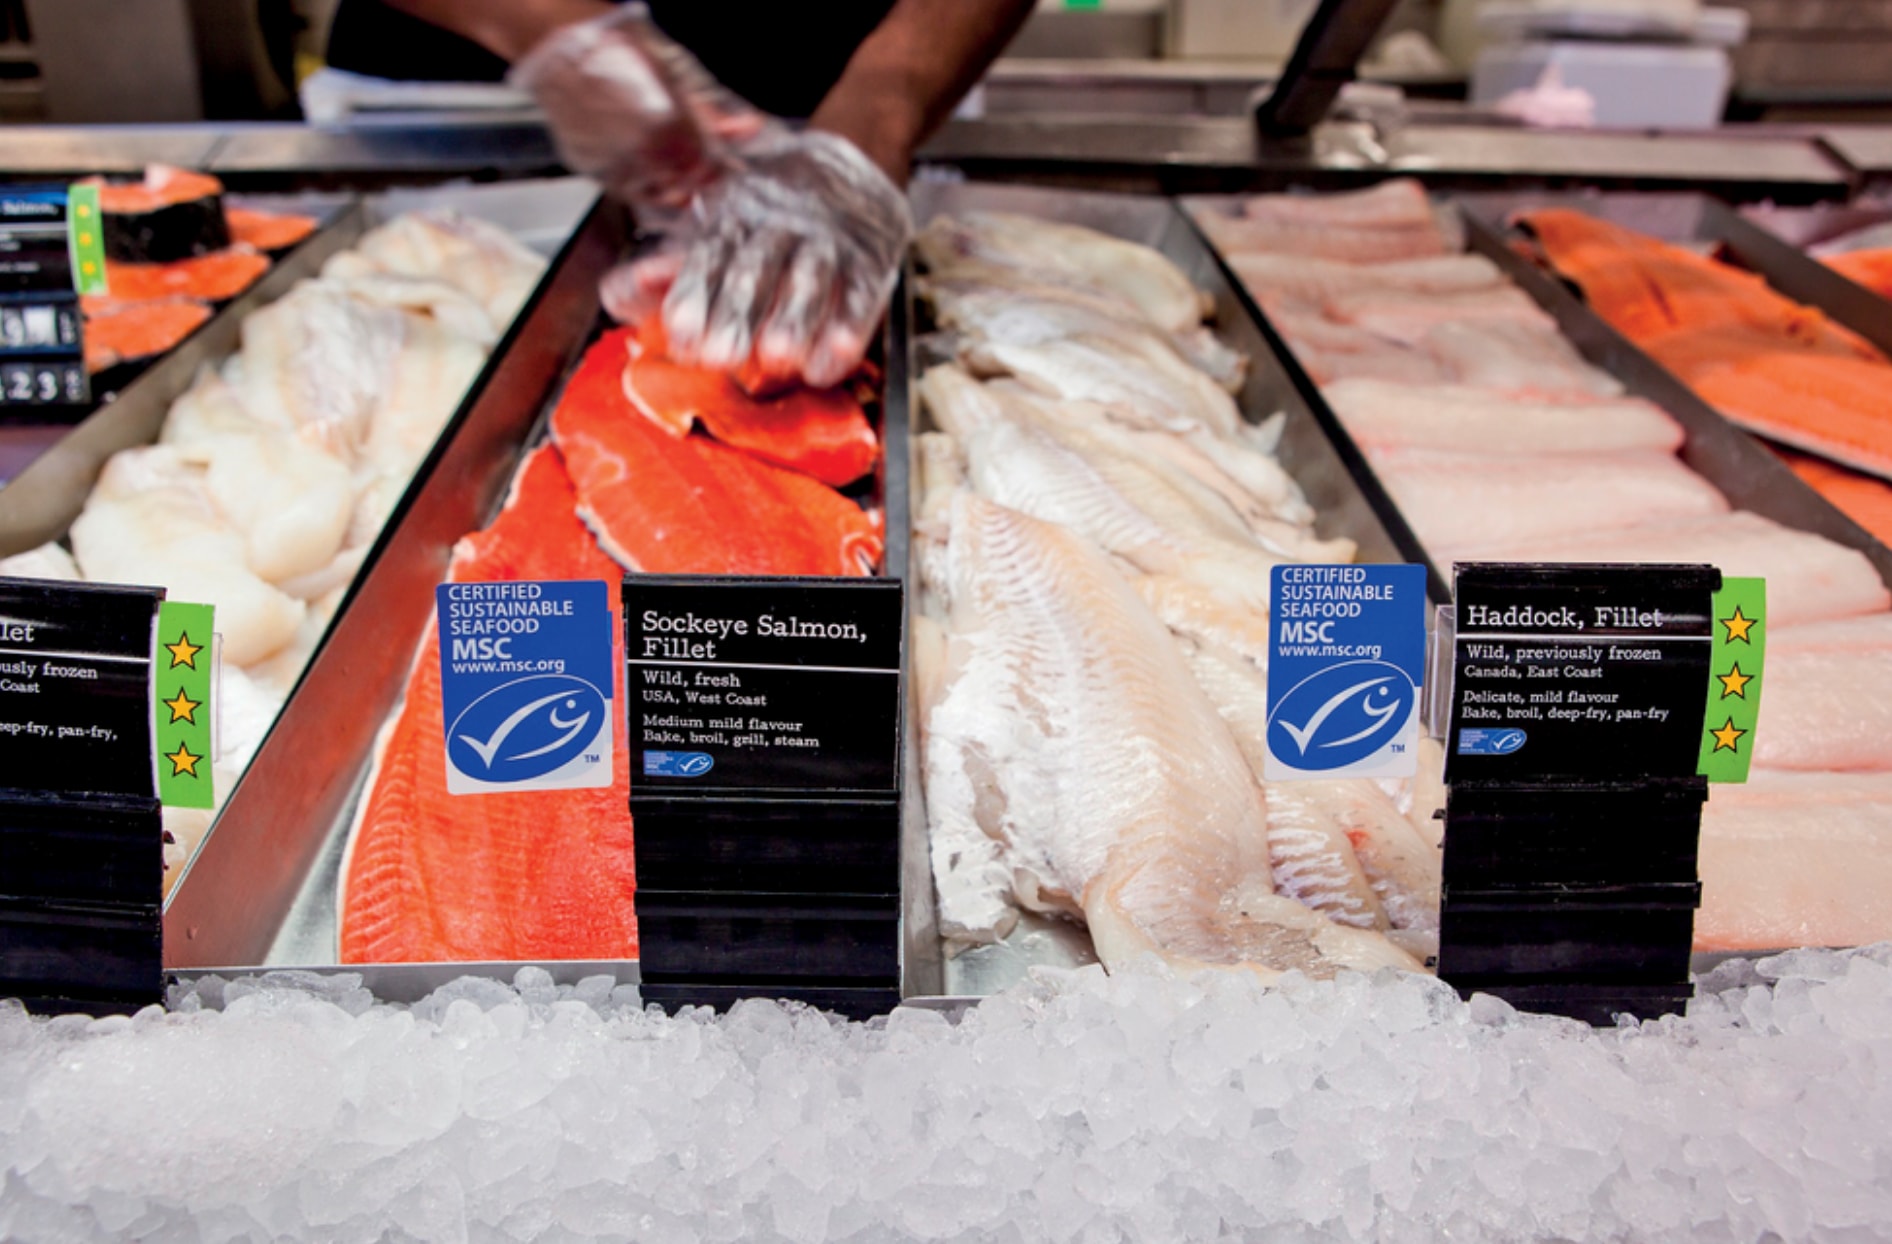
[337,443,638,964]
[98,247,270,304]
[624,320,879,487]
[554,328,882,576]
[1518,207,1892,481]
[226,206,319,254]
[82,297,212,372]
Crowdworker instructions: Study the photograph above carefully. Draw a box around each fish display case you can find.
[0,191,351,541]
[897,182,1444,1006]
[0,178,596,1005]
[163,190,911,1018]
[1742,200,1892,308]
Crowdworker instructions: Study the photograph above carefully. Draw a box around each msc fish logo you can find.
[1267,660,1415,771]
[448,674,607,783]
[643,750,715,778]
[1458,727,1527,756]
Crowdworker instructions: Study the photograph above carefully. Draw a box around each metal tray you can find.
[1743,199,1892,305]
[1450,189,1892,587]
[167,198,912,1007]
[0,192,357,551]
[898,182,1435,1006]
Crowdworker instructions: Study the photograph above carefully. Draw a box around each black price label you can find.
[0,578,163,799]
[624,576,903,799]
[1445,563,1719,785]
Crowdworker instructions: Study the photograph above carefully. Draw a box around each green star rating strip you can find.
[1696,577,1766,784]
[65,183,107,296]
[154,601,214,809]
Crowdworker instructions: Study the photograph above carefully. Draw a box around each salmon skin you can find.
[226,207,318,254]
[87,165,230,263]
[337,443,638,964]
[624,320,879,487]
[1518,207,1892,482]
[554,328,883,576]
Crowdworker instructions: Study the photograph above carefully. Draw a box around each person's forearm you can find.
[374,0,611,61]
[808,0,1034,182]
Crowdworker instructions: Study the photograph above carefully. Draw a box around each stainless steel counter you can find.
[1823,126,1892,179]
[0,116,1859,201]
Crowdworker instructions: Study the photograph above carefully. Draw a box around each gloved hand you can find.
[508,4,762,220]
[601,127,912,391]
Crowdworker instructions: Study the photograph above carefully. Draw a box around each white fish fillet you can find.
[325,208,545,328]
[70,447,306,666]
[1371,447,1729,556]
[1421,319,1623,398]
[925,493,1418,977]
[1698,771,1892,951]
[961,333,1240,438]
[1234,179,1440,230]
[1322,380,1684,455]
[0,543,78,580]
[916,211,1208,334]
[1227,252,1504,304]
[1327,285,1553,347]
[1752,617,1892,772]
[1452,512,1891,627]
[1194,210,1448,264]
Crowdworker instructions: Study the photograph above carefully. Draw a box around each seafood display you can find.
[1197,181,1892,952]
[1515,207,1892,544]
[335,324,883,963]
[78,166,319,377]
[913,209,1442,979]
[0,208,549,895]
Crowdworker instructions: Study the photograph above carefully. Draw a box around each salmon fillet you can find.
[554,328,882,576]
[1778,447,1892,545]
[623,320,878,487]
[337,443,637,964]
[1520,207,1892,481]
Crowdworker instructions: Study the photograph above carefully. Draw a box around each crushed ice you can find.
[4,949,1892,1242]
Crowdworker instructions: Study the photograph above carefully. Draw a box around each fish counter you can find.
[7,171,1892,1016]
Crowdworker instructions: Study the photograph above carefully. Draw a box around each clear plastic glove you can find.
[601,128,912,391]
[508,4,762,219]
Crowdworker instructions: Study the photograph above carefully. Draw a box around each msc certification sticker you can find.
[1265,564,1427,781]
[436,580,616,795]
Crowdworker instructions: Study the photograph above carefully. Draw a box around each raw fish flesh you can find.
[226,207,317,253]
[98,248,269,304]
[622,320,878,487]
[1752,614,1892,772]
[1322,380,1683,455]
[1193,211,1448,264]
[1697,771,1892,951]
[915,211,1209,334]
[1323,284,1551,347]
[924,492,1419,977]
[961,334,1240,438]
[323,209,546,328]
[1777,448,1892,545]
[1225,252,1503,304]
[69,446,306,666]
[1452,511,1891,627]
[554,328,882,576]
[1370,446,1728,556]
[1418,318,1622,397]
[1519,207,1892,480]
[0,543,79,580]
[1822,247,1892,300]
[81,298,211,373]
[338,444,637,963]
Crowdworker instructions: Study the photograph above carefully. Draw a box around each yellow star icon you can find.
[1709,716,1746,753]
[162,687,201,724]
[164,742,203,779]
[164,631,203,670]
[1717,664,1753,699]
[1720,606,1756,645]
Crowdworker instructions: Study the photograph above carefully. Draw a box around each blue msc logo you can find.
[1458,727,1527,756]
[447,675,606,783]
[644,751,715,778]
[1266,660,1415,772]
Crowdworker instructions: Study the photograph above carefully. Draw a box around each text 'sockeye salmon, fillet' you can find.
[337,443,637,964]
[623,320,879,487]
[553,328,883,576]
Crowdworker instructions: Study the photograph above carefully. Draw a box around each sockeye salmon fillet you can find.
[1777,447,1892,545]
[623,319,879,487]
[226,207,318,253]
[554,328,882,576]
[82,297,212,372]
[337,443,637,964]
[1519,207,1892,482]
[98,247,269,304]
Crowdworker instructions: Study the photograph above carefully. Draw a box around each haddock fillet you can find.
[554,328,882,576]
[338,444,637,963]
